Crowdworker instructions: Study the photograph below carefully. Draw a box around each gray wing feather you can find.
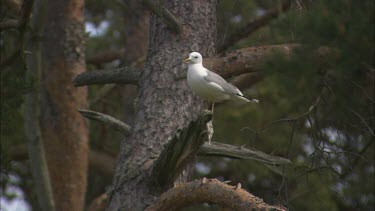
[203,69,242,96]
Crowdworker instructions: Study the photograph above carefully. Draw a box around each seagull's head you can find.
[184,52,203,64]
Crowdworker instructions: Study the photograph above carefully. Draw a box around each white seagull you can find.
[184,52,259,112]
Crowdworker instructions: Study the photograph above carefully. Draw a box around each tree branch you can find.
[142,0,182,34]
[146,178,286,211]
[78,109,132,136]
[73,66,140,87]
[73,44,297,87]
[151,110,212,189]
[219,1,291,52]
[198,142,292,165]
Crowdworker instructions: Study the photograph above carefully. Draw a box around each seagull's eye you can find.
[194,56,198,59]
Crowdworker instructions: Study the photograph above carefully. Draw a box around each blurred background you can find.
[1,0,374,210]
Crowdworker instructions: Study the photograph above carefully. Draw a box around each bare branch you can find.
[146,178,286,211]
[198,142,292,165]
[87,48,126,66]
[78,109,132,136]
[74,44,297,87]
[152,110,212,189]
[73,67,140,87]
[142,0,182,34]
[219,1,292,52]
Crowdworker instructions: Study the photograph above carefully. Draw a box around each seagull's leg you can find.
[207,102,215,145]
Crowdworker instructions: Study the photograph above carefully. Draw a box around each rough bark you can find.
[108,0,217,209]
[41,0,89,210]
[146,178,286,211]
[120,0,149,138]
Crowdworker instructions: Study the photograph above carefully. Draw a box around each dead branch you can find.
[198,142,292,165]
[151,110,212,189]
[219,1,292,52]
[78,109,132,136]
[145,178,286,211]
[73,66,140,87]
[142,0,182,34]
[87,48,126,66]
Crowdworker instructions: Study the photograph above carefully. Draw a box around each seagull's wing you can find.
[203,68,243,96]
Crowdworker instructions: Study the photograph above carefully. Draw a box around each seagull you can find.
[184,52,259,113]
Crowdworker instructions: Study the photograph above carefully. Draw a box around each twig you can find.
[145,178,286,211]
[142,0,182,34]
[198,142,292,165]
[78,109,132,136]
[219,1,291,52]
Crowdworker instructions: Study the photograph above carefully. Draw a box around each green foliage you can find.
[194,0,374,210]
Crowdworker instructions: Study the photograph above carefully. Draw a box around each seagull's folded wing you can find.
[203,69,243,96]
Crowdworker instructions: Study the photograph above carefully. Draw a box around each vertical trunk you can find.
[121,0,149,126]
[41,0,88,210]
[108,0,217,210]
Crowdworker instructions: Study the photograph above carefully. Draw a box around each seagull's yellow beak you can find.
[184,58,191,63]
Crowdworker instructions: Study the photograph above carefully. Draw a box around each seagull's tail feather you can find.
[234,94,259,103]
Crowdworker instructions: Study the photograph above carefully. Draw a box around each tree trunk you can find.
[41,0,88,210]
[121,0,149,129]
[108,0,217,209]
